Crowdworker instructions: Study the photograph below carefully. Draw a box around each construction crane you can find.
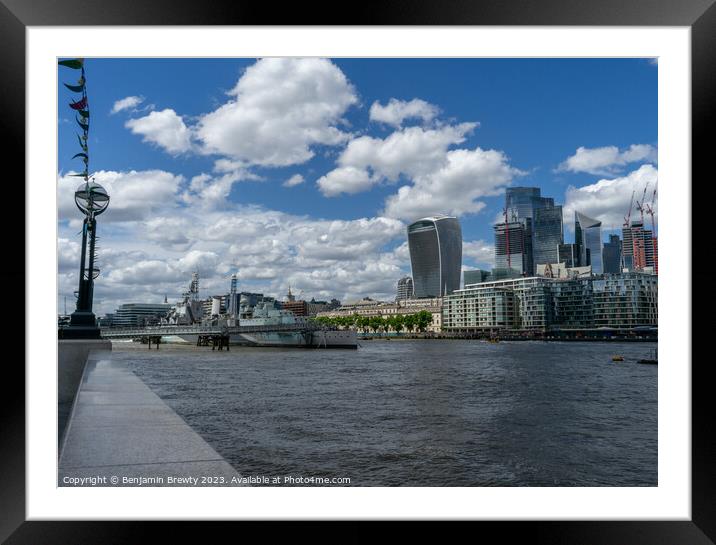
[645,188,658,274]
[635,182,650,225]
[502,207,511,270]
[623,190,636,228]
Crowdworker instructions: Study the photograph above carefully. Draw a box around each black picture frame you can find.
[3,0,712,542]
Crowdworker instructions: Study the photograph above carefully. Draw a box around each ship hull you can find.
[166,329,357,349]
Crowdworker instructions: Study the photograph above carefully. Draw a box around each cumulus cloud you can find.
[557,144,657,176]
[383,147,523,222]
[58,191,413,314]
[111,95,145,115]
[283,174,305,188]
[369,98,439,128]
[316,166,378,197]
[463,240,495,269]
[563,164,658,230]
[58,169,185,223]
[194,58,358,166]
[317,123,477,196]
[125,109,193,154]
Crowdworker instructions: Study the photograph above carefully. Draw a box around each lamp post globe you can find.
[74,181,110,216]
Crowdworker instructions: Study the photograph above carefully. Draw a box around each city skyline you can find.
[57,58,657,313]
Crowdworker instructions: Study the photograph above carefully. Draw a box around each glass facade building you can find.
[407,216,463,298]
[494,221,530,275]
[464,269,491,286]
[602,234,623,274]
[575,211,603,274]
[505,187,554,222]
[395,276,414,301]
[442,272,656,332]
[533,205,564,268]
[558,243,581,268]
[504,187,562,273]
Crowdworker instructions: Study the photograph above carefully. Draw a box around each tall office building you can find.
[558,243,581,268]
[505,187,562,272]
[505,187,554,222]
[602,234,622,274]
[533,205,564,268]
[622,220,655,272]
[395,276,414,301]
[575,211,603,274]
[494,221,530,275]
[407,215,463,298]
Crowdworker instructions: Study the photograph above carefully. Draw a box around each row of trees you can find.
[314,311,433,334]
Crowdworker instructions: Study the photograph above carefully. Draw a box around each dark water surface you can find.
[117,339,657,486]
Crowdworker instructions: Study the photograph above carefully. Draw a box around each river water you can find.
[116,339,657,486]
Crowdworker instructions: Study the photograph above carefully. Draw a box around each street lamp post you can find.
[61,180,110,339]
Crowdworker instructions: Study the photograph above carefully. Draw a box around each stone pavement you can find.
[58,356,244,487]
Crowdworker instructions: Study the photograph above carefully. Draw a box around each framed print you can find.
[3,0,713,542]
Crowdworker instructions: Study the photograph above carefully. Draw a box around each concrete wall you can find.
[58,339,112,450]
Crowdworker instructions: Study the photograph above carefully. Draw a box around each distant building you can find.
[317,297,443,333]
[536,263,592,279]
[602,234,623,274]
[111,303,173,328]
[464,269,491,286]
[281,299,308,316]
[592,273,658,327]
[505,187,554,223]
[407,215,462,298]
[558,243,581,268]
[307,299,331,316]
[395,276,414,301]
[505,187,563,272]
[494,221,531,275]
[622,220,655,272]
[442,272,656,332]
[533,205,564,268]
[575,211,603,274]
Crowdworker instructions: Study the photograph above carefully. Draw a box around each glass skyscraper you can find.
[575,211,603,274]
[494,221,530,275]
[407,215,462,298]
[602,234,622,274]
[533,205,564,267]
[505,187,554,222]
[504,187,562,273]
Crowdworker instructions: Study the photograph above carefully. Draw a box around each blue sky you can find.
[57,58,657,313]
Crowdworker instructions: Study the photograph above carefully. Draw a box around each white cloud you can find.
[462,240,494,269]
[315,166,377,197]
[58,169,185,223]
[563,164,658,230]
[58,190,415,314]
[558,144,657,176]
[111,95,144,115]
[283,174,305,188]
[195,58,358,166]
[383,147,522,222]
[369,98,439,128]
[125,109,193,155]
[317,123,477,196]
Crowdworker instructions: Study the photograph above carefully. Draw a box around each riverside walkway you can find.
[59,354,242,487]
